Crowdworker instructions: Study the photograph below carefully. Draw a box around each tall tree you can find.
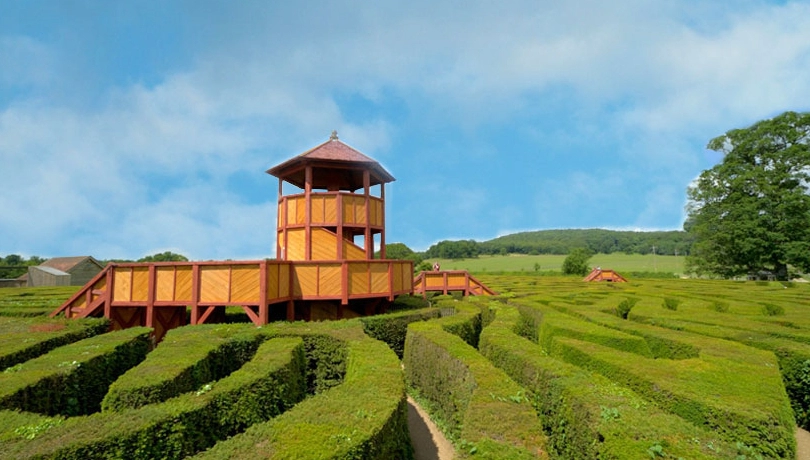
[685,111,810,279]
[562,247,594,276]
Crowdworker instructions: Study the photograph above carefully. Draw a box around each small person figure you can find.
[433,261,441,271]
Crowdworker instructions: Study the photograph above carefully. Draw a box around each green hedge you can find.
[550,336,795,458]
[102,323,265,411]
[404,300,547,459]
[360,307,440,358]
[193,324,412,459]
[0,336,307,459]
[0,317,110,371]
[480,304,740,459]
[0,327,151,416]
[530,302,654,358]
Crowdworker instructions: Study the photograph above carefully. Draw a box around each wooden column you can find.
[380,184,386,258]
[259,260,268,324]
[190,264,200,324]
[145,265,156,328]
[277,178,283,259]
[364,171,372,259]
[336,192,344,259]
[305,166,312,261]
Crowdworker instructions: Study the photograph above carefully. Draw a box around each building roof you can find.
[31,266,70,276]
[267,131,395,190]
[41,256,103,273]
[583,268,628,282]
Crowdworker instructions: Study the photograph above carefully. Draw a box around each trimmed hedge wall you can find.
[0,317,110,371]
[0,327,151,416]
[404,298,548,459]
[479,304,740,459]
[360,307,440,358]
[102,323,265,411]
[193,324,412,459]
[0,336,307,459]
[551,336,794,458]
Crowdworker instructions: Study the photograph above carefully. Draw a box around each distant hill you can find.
[423,229,693,259]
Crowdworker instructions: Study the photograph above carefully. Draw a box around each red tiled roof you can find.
[267,132,395,189]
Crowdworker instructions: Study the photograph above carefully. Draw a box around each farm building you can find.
[583,268,628,282]
[22,256,104,287]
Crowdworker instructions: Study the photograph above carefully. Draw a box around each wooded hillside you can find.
[424,229,693,259]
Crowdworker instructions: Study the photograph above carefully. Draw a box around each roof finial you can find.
[330,130,339,140]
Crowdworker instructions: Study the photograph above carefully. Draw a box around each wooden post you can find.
[305,165,312,261]
[341,261,349,305]
[190,264,200,324]
[337,193,344,259]
[104,266,114,320]
[259,260,268,324]
[380,183,386,258]
[364,170,371,259]
[145,265,156,327]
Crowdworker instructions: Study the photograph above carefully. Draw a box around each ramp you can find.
[412,270,497,297]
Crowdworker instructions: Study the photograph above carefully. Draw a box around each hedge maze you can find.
[1,276,809,458]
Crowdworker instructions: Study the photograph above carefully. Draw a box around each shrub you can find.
[615,297,639,319]
[762,303,785,316]
[662,297,681,311]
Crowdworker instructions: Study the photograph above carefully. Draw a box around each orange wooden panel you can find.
[348,263,370,294]
[355,196,366,224]
[200,266,230,303]
[131,267,150,302]
[311,196,325,223]
[448,273,466,287]
[318,264,342,296]
[324,195,337,223]
[278,202,285,227]
[113,267,132,302]
[370,263,388,294]
[231,265,261,303]
[342,195,355,224]
[425,275,445,288]
[311,228,338,260]
[343,240,366,260]
[369,199,380,226]
[278,263,290,297]
[267,263,280,300]
[287,229,306,261]
[155,267,176,301]
[399,263,412,291]
[295,197,306,224]
[293,265,318,296]
[175,266,193,301]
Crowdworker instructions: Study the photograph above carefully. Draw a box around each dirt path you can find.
[797,428,810,460]
[408,396,455,460]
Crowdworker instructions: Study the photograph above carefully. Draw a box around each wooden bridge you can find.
[412,270,497,297]
[51,259,413,340]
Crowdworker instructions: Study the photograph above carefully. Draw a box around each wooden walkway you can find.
[412,270,497,297]
[51,259,413,339]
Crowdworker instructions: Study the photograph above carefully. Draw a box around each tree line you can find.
[421,229,694,260]
[0,251,189,280]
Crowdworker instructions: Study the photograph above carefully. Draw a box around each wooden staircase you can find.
[412,270,497,297]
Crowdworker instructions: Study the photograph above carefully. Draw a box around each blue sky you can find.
[2,1,809,260]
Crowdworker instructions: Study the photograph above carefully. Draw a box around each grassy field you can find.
[430,253,686,275]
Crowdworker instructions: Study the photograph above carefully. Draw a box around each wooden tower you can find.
[268,131,394,263]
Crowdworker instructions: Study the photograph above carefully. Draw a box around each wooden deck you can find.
[51,259,413,339]
[412,270,497,297]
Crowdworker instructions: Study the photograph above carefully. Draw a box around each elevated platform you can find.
[51,259,413,340]
[412,270,497,297]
